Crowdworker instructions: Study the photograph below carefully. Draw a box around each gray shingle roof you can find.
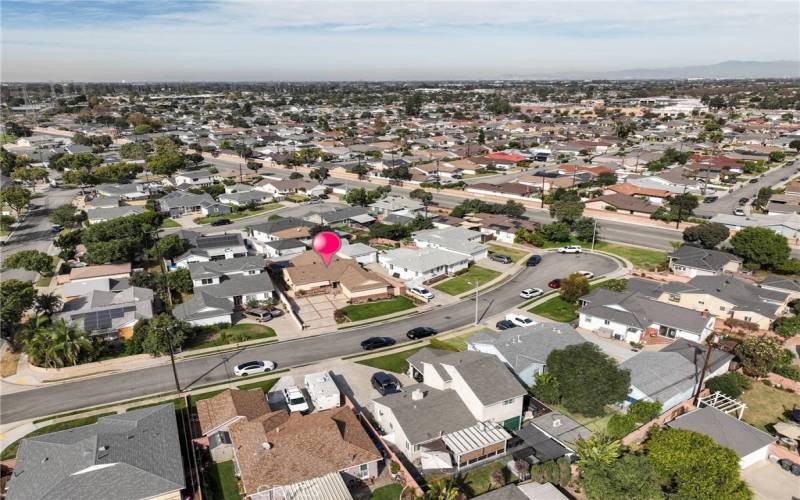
[249,217,315,235]
[669,245,742,273]
[187,256,265,281]
[681,275,790,317]
[6,405,185,500]
[530,412,591,445]
[468,324,585,370]
[667,407,775,457]
[199,273,275,299]
[620,351,697,403]
[172,291,234,322]
[760,273,800,293]
[580,290,712,334]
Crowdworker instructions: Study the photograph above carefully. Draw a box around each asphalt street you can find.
[0,251,618,422]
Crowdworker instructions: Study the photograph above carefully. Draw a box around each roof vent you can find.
[97,445,109,452]
[552,418,562,428]
[412,389,425,401]
[261,442,272,450]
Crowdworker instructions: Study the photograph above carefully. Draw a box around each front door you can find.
[233,295,243,310]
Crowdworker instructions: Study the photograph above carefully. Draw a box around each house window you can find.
[668,293,681,302]
[201,278,213,285]
[603,320,610,325]
[698,301,704,305]
[503,398,514,405]
[744,315,752,321]
[357,463,370,479]
[720,306,726,312]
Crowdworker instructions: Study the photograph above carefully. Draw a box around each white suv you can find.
[409,286,434,300]
[283,386,310,414]
[519,288,543,299]
[505,313,537,328]
[558,245,583,254]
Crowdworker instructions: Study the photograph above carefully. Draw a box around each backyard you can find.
[195,202,283,224]
[740,381,798,431]
[371,484,404,500]
[204,460,241,500]
[433,266,501,296]
[550,403,614,435]
[356,347,424,373]
[486,243,530,263]
[185,323,276,351]
[339,296,416,322]
[427,458,512,497]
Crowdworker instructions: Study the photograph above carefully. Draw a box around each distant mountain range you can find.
[503,60,800,80]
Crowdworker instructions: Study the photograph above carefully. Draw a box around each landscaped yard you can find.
[487,243,530,263]
[433,266,501,296]
[371,483,404,500]
[529,295,579,322]
[195,202,282,224]
[550,403,615,435]
[160,218,181,228]
[238,377,280,393]
[541,238,669,270]
[740,381,798,431]
[340,296,416,322]
[356,347,424,374]
[204,460,241,500]
[427,459,511,497]
[186,323,276,350]
[1,413,116,460]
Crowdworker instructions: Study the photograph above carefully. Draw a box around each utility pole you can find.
[591,218,598,251]
[474,280,479,325]
[153,229,182,393]
[692,334,719,406]
[675,183,688,229]
[541,173,546,208]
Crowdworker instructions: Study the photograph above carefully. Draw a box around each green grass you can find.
[487,243,530,263]
[550,404,615,436]
[427,459,511,496]
[125,397,187,412]
[434,332,478,351]
[36,275,52,287]
[541,238,668,269]
[433,266,501,296]
[529,295,579,322]
[371,484,404,500]
[1,412,116,460]
[340,296,416,322]
[195,203,282,224]
[160,218,181,228]
[186,323,276,350]
[238,378,279,393]
[204,460,242,500]
[356,347,424,374]
[285,194,310,203]
[740,381,798,432]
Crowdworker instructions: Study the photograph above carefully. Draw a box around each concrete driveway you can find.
[293,294,345,332]
[741,459,800,500]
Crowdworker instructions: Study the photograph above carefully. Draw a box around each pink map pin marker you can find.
[312,231,342,266]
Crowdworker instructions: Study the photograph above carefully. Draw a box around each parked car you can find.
[558,245,582,254]
[548,279,561,289]
[748,178,759,184]
[579,271,594,279]
[360,336,395,350]
[409,286,434,300]
[490,254,513,264]
[781,176,790,181]
[406,327,437,339]
[738,197,749,205]
[733,207,746,216]
[283,386,310,414]
[495,319,517,330]
[506,313,536,328]
[233,360,276,376]
[703,196,718,203]
[210,218,232,226]
[244,308,273,322]
[519,288,543,299]
[371,372,401,395]
[788,409,800,424]
[264,305,283,318]
[526,255,542,267]
[51,224,62,233]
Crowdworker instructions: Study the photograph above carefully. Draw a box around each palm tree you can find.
[424,479,463,500]
[573,433,621,470]
[34,293,62,316]
[25,320,92,368]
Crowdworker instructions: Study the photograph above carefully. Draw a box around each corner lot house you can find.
[158,190,231,218]
[5,404,185,500]
[413,227,488,261]
[378,246,470,281]
[668,246,742,278]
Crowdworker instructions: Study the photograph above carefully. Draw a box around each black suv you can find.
[371,372,401,395]
[526,255,542,267]
[496,319,517,330]
[210,218,232,226]
[360,337,395,350]
[407,327,437,339]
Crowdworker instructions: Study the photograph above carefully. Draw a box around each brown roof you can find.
[472,212,537,232]
[284,252,391,292]
[196,388,269,435]
[587,193,659,214]
[229,406,381,494]
[607,183,672,198]
[68,262,132,281]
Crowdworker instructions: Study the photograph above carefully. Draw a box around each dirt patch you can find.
[1,351,21,377]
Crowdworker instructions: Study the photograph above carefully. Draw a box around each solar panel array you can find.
[83,306,137,331]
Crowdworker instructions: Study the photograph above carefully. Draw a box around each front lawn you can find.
[238,377,280,393]
[356,347,424,374]
[186,323,276,350]
[1,413,116,460]
[740,381,798,431]
[160,218,181,228]
[529,295,579,322]
[340,296,416,322]
[371,484,404,500]
[487,243,530,263]
[195,203,282,224]
[433,266,501,296]
[204,460,241,500]
[541,238,669,269]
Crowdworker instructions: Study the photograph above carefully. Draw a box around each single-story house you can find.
[173,232,249,268]
[378,247,470,282]
[58,286,154,341]
[85,205,144,223]
[668,245,742,278]
[196,388,270,462]
[584,193,659,216]
[172,290,235,326]
[338,242,378,265]
[158,191,231,218]
[217,190,274,207]
[283,251,394,303]
[413,227,488,261]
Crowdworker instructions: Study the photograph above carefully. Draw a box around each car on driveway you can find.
[371,372,401,395]
[506,313,536,328]
[490,254,513,264]
[579,271,594,279]
[409,286,434,300]
[210,218,232,226]
[407,327,437,339]
[360,336,395,350]
[233,360,276,376]
[495,319,517,330]
[548,278,561,289]
[519,288,543,299]
[526,255,542,267]
[283,386,310,413]
[558,245,582,254]
[244,308,274,322]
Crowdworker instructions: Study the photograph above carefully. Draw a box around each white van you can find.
[303,371,341,412]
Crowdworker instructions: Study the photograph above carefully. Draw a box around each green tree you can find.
[705,372,751,399]
[120,142,149,160]
[151,234,189,261]
[48,204,80,228]
[53,152,102,171]
[730,226,790,268]
[735,335,784,377]
[607,413,636,439]
[289,172,304,180]
[629,400,661,423]
[11,166,48,187]
[25,319,93,368]
[597,278,627,292]
[351,163,370,180]
[5,250,54,275]
[81,211,161,264]
[424,479,462,500]
[595,172,618,186]
[573,217,598,242]
[0,186,32,219]
[560,272,590,303]
[573,434,621,469]
[548,343,630,416]
[646,428,751,500]
[0,279,36,332]
[580,453,662,500]
[92,162,143,183]
[789,139,800,152]
[404,93,424,117]
[139,314,192,357]
[134,124,153,135]
[34,293,62,317]
[774,314,800,338]
[682,223,730,249]
[309,166,330,183]
[166,268,193,294]
[536,222,571,242]
[549,199,585,225]
[514,227,545,247]
[530,372,561,404]
[768,151,786,163]
[0,214,14,231]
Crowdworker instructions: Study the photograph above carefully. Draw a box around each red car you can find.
[548,279,561,289]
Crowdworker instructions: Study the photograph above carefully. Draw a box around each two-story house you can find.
[172,231,249,268]
[248,218,315,257]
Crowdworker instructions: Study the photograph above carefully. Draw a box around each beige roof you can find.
[229,406,381,495]
[196,388,269,435]
[284,252,391,292]
[68,262,132,281]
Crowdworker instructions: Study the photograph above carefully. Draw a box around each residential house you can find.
[85,205,144,223]
[373,348,525,468]
[283,251,394,303]
[667,407,775,468]
[466,324,586,386]
[172,291,235,326]
[605,183,671,204]
[62,277,131,300]
[577,287,715,344]
[466,182,535,200]
[217,190,274,207]
[184,258,275,310]
[249,218,315,257]
[475,483,569,500]
[59,286,154,341]
[758,274,800,298]
[378,246,470,282]
[173,232,249,268]
[710,213,800,241]
[229,406,381,499]
[413,227,488,261]
[158,190,231,218]
[369,196,424,216]
[254,178,324,197]
[668,245,742,277]
[766,193,800,215]
[584,193,659,216]
[469,213,538,244]
[196,388,270,462]
[337,242,378,265]
[304,206,375,227]
[187,256,266,288]
[5,405,185,500]
[95,182,157,200]
[68,262,132,284]
[171,168,216,188]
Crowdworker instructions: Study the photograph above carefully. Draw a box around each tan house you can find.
[196,388,269,463]
[282,251,395,303]
[229,406,382,500]
[67,262,132,283]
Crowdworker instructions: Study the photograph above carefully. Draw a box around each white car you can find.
[579,271,594,279]
[233,360,276,376]
[519,288,543,299]
[733,207,745,216]
[283,386,310,414]
[558,245,583,254]
[409,286,434,300]
[505,313,537,328]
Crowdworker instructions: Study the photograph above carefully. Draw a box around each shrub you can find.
[773,364,800,382]
[608,413,636,439]
[530,372,561,404]
[629,400,662,423]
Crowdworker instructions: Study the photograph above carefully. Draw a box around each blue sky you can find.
[2,0,799,81]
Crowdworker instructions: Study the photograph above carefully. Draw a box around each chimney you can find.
[412,389,424,401]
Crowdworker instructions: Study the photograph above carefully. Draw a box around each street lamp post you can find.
[468,279,480,325]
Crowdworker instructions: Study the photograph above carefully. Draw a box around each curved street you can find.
[0,251,619,423]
